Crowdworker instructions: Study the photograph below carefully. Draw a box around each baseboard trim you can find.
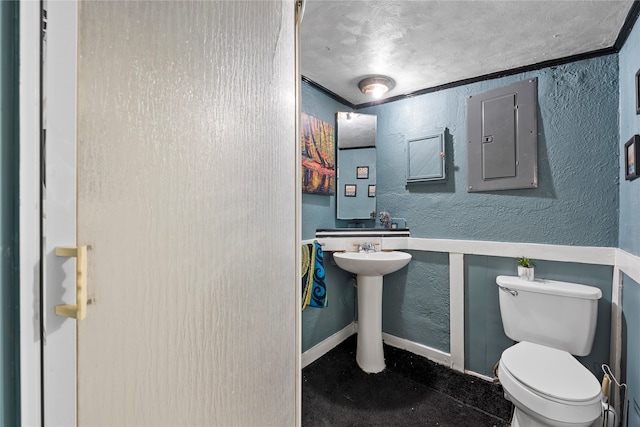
[382,332,451,368]
[301,323,356,369]
[383,334,496,383]
[464,369,495,383]
[302,328,496,383]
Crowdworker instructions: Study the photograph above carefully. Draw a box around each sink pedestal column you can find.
[356,275,385,373]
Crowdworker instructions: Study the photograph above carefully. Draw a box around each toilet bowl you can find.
[498,341,602,427]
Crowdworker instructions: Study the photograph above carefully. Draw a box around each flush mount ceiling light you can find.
[358,75,396,99]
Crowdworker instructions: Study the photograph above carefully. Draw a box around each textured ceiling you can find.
[300,1,635,105]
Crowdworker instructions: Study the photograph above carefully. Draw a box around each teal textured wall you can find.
[301,82,375,241]
[1,2,20,425]
[302,57,621,375]
[382,250,449,351]
[363,56,619,377]
[361,56,619,247]
[618,13,640,426]
[301,84,356,352]
[619,12,640,257]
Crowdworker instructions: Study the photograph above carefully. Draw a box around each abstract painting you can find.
[301,113,335,195]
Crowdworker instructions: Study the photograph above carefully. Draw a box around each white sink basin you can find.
[333,251,411,276]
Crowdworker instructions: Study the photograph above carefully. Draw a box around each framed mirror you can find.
[336,112,377,220]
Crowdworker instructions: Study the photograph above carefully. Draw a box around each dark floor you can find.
[302,335,513,426]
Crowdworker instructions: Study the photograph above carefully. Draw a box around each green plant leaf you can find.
[516,256,536,268]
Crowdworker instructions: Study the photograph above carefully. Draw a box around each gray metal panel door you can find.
[482,94,516,180]
[467,78,538,192]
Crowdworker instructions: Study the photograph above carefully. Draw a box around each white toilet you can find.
[496,275,604,427]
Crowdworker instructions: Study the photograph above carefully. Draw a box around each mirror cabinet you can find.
[336,112,377,220]
[406,128,446,183]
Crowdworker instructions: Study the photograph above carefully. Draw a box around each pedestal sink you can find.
[333,251,412,373]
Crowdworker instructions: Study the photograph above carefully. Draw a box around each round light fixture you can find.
[358,75,395,99]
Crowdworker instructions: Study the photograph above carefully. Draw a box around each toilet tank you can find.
[496,275,602,356]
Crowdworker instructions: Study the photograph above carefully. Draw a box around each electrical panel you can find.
[467,78,537,192]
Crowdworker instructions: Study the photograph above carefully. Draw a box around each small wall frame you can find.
[344,184,357,197]
[356,166,369,179]
[625,135,639,181]
[636,69,640,115]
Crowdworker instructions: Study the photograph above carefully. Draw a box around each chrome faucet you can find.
[358,242,376,253]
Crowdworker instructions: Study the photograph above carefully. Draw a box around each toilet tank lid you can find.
[496,276,602,300]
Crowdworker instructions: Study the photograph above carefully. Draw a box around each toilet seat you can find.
[502,342,601,402]
[499,342,602,425]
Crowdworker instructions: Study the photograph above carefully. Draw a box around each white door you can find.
[43,1,300,425]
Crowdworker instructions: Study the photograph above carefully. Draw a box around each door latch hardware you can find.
[55,245,88,320]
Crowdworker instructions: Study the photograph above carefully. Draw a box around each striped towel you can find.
[301,242,327,310]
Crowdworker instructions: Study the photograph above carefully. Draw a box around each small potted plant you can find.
[516,256,536,281]
[379,211,392,229]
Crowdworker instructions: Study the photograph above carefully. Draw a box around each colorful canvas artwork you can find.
[301,113,335,195]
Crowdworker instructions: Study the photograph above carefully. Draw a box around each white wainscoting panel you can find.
[304,236,625,383]
[616,249,640,284]
[449,253,465,372]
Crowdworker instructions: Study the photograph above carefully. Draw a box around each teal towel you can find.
[301,242,327,310]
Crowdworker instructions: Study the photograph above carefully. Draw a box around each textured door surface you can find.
[76,1,298,425]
